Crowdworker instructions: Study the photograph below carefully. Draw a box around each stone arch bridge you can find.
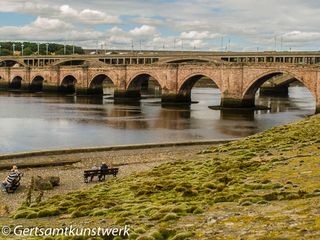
[0,55,319,112]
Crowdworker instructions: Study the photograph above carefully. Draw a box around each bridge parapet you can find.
[1,51,320,68]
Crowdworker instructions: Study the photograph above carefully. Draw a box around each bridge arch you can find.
[52,59,86,67]
[30,75,45,92]
[177,73,221,103]
[9,76,23,89]
[158,57,218,64]
[52,59,103,67]
[89,74,115,95]
[243,70,316,107]
[179,73,221,93]
[127,72,162,98]
[0,59,27,67]
[60,75,78,94]
[164,59,210,64]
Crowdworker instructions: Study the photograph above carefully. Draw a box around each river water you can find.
[0,86,315,153]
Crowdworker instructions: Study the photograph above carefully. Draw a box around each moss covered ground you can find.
[4,114,320,239]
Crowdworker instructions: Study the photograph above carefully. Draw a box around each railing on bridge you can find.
[221,56,320,64]
[1,51,320,68]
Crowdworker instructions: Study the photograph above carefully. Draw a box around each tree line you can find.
[0,42,84,56]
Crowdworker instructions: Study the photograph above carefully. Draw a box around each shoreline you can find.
[0,138,237,161]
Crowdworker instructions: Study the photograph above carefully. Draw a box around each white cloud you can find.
[59,5,120,24]
[109,27,125,35]
[0,2,120,25]
[1,0,320,50]
[30,17,72,30]
[104,26,160,48]
[129,25,158,37]
[0,17,103,42]
[0,0,27,11]
[180,31,220,40]
[59,5,77,16]
[133,17,166,27]
[106,27,131,45]
[283,31,320,42]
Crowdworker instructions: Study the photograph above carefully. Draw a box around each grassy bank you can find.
[9,114,320,239]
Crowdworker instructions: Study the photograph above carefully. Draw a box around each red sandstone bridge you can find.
[0,51,320,112]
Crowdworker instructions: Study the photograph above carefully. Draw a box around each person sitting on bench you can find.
[100,162,108,181]
[2,165,21,192]
[90,164,98,182]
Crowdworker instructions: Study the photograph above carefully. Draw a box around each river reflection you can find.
[0,86,315,153]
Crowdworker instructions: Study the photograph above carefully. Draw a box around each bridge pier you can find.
[21,83,30,91]
[41,84,59,93]
[57,86,76,94]
[161,93,191,104]
[86,88,104,96]
[8,82,29,91]
[220,97,255,108]
[0,81,8,90]
[76,87,89,95]
[114,89,141,101]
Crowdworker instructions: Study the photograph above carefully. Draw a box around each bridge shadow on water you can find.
[52,87,315,130]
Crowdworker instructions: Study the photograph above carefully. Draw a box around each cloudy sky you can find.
[0,0,319,51]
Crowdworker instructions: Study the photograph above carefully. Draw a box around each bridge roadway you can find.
[0,51,320,113]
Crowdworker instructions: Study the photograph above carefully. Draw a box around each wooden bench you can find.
[83,168,119,183]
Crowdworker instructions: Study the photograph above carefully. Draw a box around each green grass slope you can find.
[12,114,320,239]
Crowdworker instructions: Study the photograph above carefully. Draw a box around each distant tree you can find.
[56,48,65,55]
[23,47,33,56]
[0,49,12,56]
[74,46,84,54]
[0,42,85,56]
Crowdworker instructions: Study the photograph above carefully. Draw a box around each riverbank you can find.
[0,144,212,212]
[2,114,320,239]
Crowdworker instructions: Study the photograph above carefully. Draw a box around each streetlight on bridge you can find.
[21,43,24,56]
[12,43,15,55]
[37,43,40,55]
[46,43,49,55]
[100,42,104,54]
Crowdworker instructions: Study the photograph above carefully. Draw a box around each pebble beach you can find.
[0,144,210,213]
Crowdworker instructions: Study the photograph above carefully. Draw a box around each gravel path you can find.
[0,144,210,213]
